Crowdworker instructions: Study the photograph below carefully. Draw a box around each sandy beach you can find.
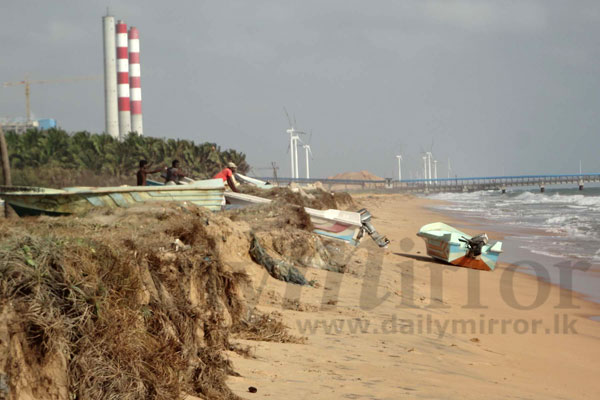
[226,194,600,399]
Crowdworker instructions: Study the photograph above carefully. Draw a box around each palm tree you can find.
[3,128,251,187]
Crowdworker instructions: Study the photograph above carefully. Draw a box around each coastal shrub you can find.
[0,206,254,400]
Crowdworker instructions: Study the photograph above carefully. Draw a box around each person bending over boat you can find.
[137,160,164,186]
[165,160,186,185]
[214,162,240,192]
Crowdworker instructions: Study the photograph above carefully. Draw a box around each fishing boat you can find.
[146,179,388,247]
[224,192,389,247]
[305,208,365,245]
[223,191,272,207]
[234,173,273,189]
[0,179,225,217]
[224,191,365,244]
[416,222,502,271]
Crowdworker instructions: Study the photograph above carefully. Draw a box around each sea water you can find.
[426,186,600,303]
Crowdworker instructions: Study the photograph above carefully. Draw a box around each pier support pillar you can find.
[578,179,584,191]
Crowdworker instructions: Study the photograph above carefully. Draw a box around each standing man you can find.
[136,160,164,186]
[213,162,240,192]
[165,159,186,185]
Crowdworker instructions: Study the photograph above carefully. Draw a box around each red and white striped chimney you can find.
[128,26,143,135]
[116,20,131,138]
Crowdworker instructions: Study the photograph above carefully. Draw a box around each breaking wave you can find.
[425,187,600,264]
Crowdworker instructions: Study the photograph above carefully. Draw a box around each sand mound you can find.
[328,170,383,181]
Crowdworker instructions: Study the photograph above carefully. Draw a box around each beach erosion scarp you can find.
[0,193,599,399]
[0,189,362,400]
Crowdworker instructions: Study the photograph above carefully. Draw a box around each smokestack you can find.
[116,20,131,138]
[128,27,143,135]
[102,15,119,138]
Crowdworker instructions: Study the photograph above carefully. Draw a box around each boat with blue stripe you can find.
[0,179,225,217]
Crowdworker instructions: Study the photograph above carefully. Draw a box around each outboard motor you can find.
[358,208,390,248]
[459,233,488,257]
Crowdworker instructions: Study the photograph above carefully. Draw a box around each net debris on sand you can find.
[249,234,309,285]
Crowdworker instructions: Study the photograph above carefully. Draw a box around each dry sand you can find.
[226,194,600,399]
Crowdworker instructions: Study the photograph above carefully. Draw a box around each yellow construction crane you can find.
[2,74,102,122]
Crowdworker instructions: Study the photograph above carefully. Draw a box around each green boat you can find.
[0,179,225,217]
[417,222,502,271]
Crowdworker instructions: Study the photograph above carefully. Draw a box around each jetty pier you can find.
[255,173,600,193]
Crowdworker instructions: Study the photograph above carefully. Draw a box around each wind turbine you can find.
[419,147,429,184]
[284,108,306,179]
[396,155,402,181]
[303,143,313,179]
[420,140,435,184]
[426,138,436,183]
[427,153,433,181]
[301,130,314,179]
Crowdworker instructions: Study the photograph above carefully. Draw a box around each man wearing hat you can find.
[213,162,240,192]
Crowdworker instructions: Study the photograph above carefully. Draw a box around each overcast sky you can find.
[1,0,599,179]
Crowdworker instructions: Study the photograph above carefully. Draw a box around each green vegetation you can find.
[4,128,250,187]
